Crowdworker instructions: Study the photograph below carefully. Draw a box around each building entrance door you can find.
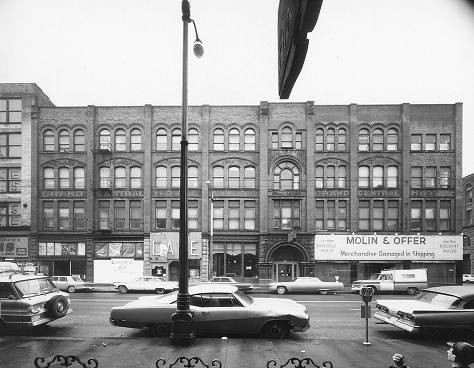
[273,262,298,282]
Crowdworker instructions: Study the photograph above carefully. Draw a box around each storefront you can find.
[314,234,464,285]
[149,232,203,282]
[36,240,87,280]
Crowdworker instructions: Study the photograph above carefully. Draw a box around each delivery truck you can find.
[351,269,428,295]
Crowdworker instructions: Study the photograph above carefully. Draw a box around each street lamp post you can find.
[169,0,203,346]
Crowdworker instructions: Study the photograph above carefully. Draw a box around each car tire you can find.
[155,288,164,294]
[67,286,76,293]
[319,290,329,295]
[262,321,288,339]
[118,285,128,294]
[276,286,287,295]
[149,324,170,337]
[407,287,418,295]
[46,295,69,318]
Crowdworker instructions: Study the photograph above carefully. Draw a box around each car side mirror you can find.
[8,294,16,300]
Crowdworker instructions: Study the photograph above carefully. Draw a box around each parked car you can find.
[207,276,254,292]
[269,277,344,295]
[109,284,310,339]
[374,285,474,334]
[0,262,72,328]
[113,276,178,294]
[463,274,474,283]
[50,275,94,293]
[351,269,427,295]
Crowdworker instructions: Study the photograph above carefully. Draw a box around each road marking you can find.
[72,298,364,303]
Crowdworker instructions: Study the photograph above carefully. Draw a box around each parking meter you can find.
[360,286,374,302]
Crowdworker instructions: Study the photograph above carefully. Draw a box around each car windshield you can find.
[414,290,462,307]
[234,289,253,305]
[14,277,57,297]
[369,274,380,280]
[72,276,83,282]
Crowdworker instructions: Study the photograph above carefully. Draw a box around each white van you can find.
[351,269,428,295]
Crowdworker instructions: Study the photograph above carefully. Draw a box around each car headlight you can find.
[29,303,44,314]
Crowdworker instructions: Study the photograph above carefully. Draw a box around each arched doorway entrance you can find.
[268,243,308,282]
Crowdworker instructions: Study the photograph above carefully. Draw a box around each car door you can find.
[379,274,394,291]
[57,276,68,291]
[192,293,248,335]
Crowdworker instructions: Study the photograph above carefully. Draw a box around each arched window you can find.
[43,130,55,151]
[387,166,398,188]
[373,166,384,188]
[338,128,346,151]
[359,166,369,188]
[315,165,324,188]
[358,129,369,151]
[466,184,473,204]
[156,128,167,150]
[130,129,142,151]
[274,161,299,190]
[229,128,240,151]
[59,130,70,152]
[99,167,111,188]
[58,167,70,189]
[387,128,398,151]
[171,165,180,188]
[43,167,54,189]
[281,127,293,148]
[172,128,181,151]
[115,129,126,151]
[73,167,85,189]
[188,165,198,188]
[114,167,126,188]
[155,166,167,188]
[244,128,255,151]
[213,129,224,150]
[73,129,85,152]
[326,165,335,188]
[244,166,255,188]
[373,129,384,151]
[228,166,240,188]
[315,128,324,151]
[130,167,142,188]
[99,129,111,150]
[213,166,224,188]
[188,128,199,151]
[326,128,335,151]
[338,165,347,188]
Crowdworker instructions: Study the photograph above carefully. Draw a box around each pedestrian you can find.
[389,342,474,368]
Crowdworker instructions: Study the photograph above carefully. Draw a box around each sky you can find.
[1,0,473,175]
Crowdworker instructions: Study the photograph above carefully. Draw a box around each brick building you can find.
[0,83,465,285]
[463,173,474,274]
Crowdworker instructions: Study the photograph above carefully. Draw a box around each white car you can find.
[269,277,344,295]
[463,274,474,283]
[113,276,178,294]
[50,275,94,293]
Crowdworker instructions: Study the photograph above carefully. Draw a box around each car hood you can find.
[353,279,379,284]
[251,297,306,313]
[376,299,448,313]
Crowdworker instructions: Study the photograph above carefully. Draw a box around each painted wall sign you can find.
[314,234,463,261]
[357,189,401,197]
[0,237,28,257]
[315,189,350,197]
[149,232,202,261]
[96,190,143,198]
[93,258,144,284]
[39,190,86,198]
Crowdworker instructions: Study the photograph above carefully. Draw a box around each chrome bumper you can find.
[374,311,419,333]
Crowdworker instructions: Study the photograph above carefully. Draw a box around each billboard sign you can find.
[0,237,28,258]
[149,232,202,261]
[314,234,463,261]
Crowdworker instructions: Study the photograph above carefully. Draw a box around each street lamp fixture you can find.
[169,0,204,346]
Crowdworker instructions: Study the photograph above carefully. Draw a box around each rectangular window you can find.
[373,200,384,231]
[244,201,256,230]
[155,200,167,229]
[171,200,180,230]
[228,200,240,230]
[114,201,126,229]
[315,200,324,230]
[0,202,20,227]
[271,132,279,149]
[326,166,335,188]
[439,167,450,188]
[327,200,335,230]
[0,99,22,123]
[129,200,142,229]
[337,200,347,230]
[295,132,302,149]
[358,200,369,231]
[213,201,224,230]
[440,200,451,231]
[73,201,85,230]
[99,201,111,230]
[439,134,451,151]
[0,133,21,158]
[425,200,436,231]
[273,199,300,230]
[43,201,54,229]
[411,167,422,188]
[424,134,436,151]
[188,200,198,230]
[58,201,70,230]
[425,167,436,188]
[410,200,422,231]
[387,201,399,231]
[0,168,20,193]
[410,134,422,151]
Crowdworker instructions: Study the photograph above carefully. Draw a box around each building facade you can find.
[0,83,464,285]
[463,173,474,274]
